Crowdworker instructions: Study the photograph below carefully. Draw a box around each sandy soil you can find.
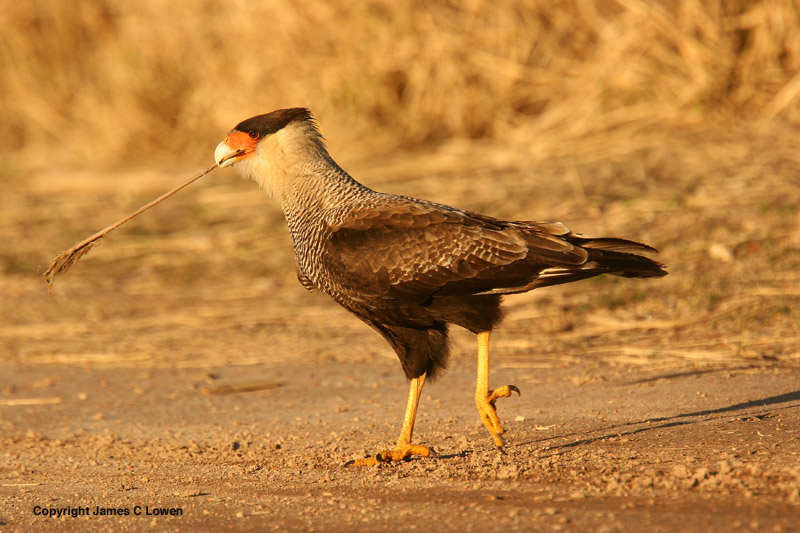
[3,357,800,532]
[1,137,799,531]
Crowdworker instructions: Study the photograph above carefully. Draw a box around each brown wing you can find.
[323,200,589,301]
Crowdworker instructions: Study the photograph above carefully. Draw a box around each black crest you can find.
[233,108,313,137]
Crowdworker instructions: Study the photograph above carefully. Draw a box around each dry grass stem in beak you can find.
[43,164,219,293]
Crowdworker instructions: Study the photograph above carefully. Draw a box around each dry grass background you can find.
[4,0,800,164]
[0,0,799,371]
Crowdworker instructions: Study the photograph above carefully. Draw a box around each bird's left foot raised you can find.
[475,385,520,448]
[346,443,432,466]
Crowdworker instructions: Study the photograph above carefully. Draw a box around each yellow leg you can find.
[475,331,520,449]
[347,373,431,466]
[394,372,426,450]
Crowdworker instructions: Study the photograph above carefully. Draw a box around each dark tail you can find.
[530,237,667,289]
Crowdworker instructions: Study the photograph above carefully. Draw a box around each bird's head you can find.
[215,108,328,197]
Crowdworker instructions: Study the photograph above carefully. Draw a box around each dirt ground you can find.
[1,132,799,531]
[2,355,799,532]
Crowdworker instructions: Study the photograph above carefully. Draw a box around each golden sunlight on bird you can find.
[214,108,667,465]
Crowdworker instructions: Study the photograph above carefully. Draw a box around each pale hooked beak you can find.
[215,141,241,168]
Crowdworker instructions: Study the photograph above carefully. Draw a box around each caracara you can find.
[214,108,667,465]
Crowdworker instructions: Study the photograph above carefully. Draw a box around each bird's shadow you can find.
[512,388,800,457]
[434,449,473,460]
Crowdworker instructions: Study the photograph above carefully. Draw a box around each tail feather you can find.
[476,235,666,295]
[572,236,659,255]
[585,246,667,278]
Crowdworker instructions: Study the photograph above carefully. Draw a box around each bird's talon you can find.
[488,385,521,402]
[476,381,521,447]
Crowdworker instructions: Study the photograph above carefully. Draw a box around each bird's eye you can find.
[248,130,260,140]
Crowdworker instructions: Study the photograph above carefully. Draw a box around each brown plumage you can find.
[215,108,667,464]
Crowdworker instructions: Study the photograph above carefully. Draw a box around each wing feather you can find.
[322,199,587,300]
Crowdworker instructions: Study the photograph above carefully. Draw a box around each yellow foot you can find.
[475,385,520,448]
[346,444,432,466]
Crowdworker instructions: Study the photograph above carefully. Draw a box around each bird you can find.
[214,107,667,466]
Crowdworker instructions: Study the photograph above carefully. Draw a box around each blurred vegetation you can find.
[3,0,800,166]
[1,0,799,368]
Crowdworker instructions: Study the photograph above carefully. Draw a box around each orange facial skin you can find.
[222,130,260,160]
